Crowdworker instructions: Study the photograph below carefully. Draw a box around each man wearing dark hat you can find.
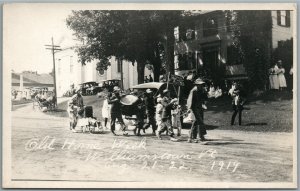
[230,83,246,126]
[108,87,128,136]
[187,78,208,142]
[144,89,157,134]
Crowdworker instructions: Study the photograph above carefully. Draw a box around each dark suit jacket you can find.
[187,86,207,110]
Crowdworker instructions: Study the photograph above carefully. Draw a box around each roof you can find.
[132,82,165,89]
[12,72,54,85]
[100,79,121,82]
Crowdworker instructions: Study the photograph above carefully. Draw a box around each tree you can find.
[66,11,183,84]
[225,10,272,91]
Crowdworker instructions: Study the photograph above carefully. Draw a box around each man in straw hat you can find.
[108,86,128,136]
[67,87,84,132]
[187,78,208,142]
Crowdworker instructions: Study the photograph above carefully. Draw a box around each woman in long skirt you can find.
[269,64,279,90]
[277,60,287,91]
[102,93,111,129]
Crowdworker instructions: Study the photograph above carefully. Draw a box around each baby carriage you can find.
[69,105,103,133]
[120,94,145,135]
[33,97,55,112]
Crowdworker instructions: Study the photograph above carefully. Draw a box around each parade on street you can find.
[4,4,296,189]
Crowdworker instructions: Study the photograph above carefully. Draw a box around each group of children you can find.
[155,90,182,141]
[101,88,183,141]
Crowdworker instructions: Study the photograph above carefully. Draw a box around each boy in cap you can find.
[171,102,182,137]
[157,98,178,141]
[162,89,171,103]
[155,97,164,133]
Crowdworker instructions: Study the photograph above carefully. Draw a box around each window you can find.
[179,27,187,41]
[203,17,218,37]
[174,26,180,42]
[277,10,291,27]
[286,10,291,27]
[177,53,196,70]
[186,29,195,40]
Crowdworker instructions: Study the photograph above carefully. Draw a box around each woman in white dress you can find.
[269,64,279,90]
[102,92,111,129]
[277,60,287,90]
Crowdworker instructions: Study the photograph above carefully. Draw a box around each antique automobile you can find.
[101,79,121,92]
[119,94,145,135]
[80,81,102,96]
[131,82,181,100]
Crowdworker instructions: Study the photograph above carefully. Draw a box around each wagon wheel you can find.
[89,125,95,133]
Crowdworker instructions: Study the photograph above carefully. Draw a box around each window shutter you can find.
[286,10,291,27]
[277,10,281,25]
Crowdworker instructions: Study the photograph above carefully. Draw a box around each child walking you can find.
[171,103,182,137]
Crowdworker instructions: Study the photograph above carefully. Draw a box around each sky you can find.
[4,4,77,74]
[4,3,295,75]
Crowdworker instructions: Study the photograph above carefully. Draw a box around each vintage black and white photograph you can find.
[2,3,297,188]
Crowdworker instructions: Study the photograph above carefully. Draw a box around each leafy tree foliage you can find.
[66,10,183,83]
[226,10,272,90]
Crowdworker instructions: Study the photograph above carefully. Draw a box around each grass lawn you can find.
[47,91,293,133]
[205,91,293,132]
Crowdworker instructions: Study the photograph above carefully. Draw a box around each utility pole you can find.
[119,58,124,89]
[45,37,62,107]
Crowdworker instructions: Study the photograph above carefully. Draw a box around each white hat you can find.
[170,98,178,104]
[163,89,169,94]
[194,78,205,85]
[157,97,163,103]
[146,89,152,93]
[113,86,120,92]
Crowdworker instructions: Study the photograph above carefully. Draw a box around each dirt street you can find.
[11,100,293,184]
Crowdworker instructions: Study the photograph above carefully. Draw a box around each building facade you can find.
[55,47,152,97]
[271,10,293,49]
[12,71,54,91]
[174,10,293,86]
[174,11,234,85]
